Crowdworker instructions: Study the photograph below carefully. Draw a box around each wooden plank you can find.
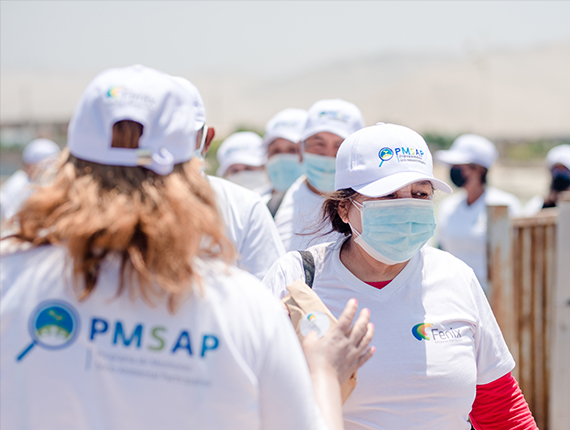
[486,205,517,356]
[519,225,533,407]
[532,225,545,429]
[549,192,570,430]
[512,208,558,228]
[543,223,556,430]
[512,226,522,381]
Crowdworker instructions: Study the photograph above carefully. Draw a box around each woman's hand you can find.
[302,298,375,384]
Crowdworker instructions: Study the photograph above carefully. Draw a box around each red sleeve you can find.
[470,372,538,430]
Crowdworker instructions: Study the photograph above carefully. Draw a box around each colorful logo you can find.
[17,300,80,361]
[378,147,394,167]
[107,86,124,98]
[318,110,350,122]
[412,323,433,341]
[300,311,330,339]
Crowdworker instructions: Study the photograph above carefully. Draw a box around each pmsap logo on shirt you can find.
[17,300,81,361]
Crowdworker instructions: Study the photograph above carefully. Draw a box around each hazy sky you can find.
[2,1,570,79]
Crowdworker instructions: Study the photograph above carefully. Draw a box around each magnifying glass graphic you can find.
[378,147,394,167]
[16,300,80,362]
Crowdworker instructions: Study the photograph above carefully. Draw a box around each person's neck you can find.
[340,237,408,283]
[305,179,325,196]
[464,181,485,206]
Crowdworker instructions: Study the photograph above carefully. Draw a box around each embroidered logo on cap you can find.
[378,147,394,167]
[105,86,156,108]
[107,86,124,98]
[395,147,425,165]
[318,111,350,123]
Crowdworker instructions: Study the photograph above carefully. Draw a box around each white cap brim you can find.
[301,124,350,142]
[352,171,453,197]
[263,131,300,148]
[435,150,477,167]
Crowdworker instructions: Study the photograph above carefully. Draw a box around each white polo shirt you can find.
[209,176,285,279]
[435,187,522,291]
[1,244,326,430]
[273,175,343,252]
[261,238,515,430]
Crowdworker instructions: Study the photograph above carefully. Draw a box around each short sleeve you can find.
[471,275,516,384]
[261,251,305,299]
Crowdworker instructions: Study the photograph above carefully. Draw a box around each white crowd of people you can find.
[2,63,567,429]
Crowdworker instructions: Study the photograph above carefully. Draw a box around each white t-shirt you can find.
[261,238,515,430]
[0,169,33,221]
[0,244,326,430]
[274,175,342,252]
[435,187,522,291]
[209,176,285,279]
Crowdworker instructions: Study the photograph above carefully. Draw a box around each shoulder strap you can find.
[267,191,286,218]
[298,250,315,288]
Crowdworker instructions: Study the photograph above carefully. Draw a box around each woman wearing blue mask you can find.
[274,99,365,252]
[262,123,537,430]
[262,108,308,216]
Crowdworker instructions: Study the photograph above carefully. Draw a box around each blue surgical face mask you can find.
[349,198,436,265]
[302,152,336,192]
[266,153,304,192]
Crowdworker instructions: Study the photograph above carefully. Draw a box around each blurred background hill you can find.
[1,1,569,202]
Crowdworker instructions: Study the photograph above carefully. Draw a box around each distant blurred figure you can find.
[262,108,307,216]
[524,144,570,215]
[0,138,60,222]
[216,131,270,192]
[435,134,522,291]
[274,99,365,252]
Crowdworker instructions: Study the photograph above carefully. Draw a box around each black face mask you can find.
[552,172,570,192]
[450,167,467,188]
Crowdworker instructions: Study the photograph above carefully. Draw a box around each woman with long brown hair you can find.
[0,65,373,430]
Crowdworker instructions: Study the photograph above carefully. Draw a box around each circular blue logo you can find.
[378,147,394,167]
[28,300,80,350]
[379,147,394,161]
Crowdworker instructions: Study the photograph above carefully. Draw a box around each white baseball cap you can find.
[216,131,265,177]
[263,108,308,148]
[67,65,203,175]
[22,138,60,165]
[546,144,570,171]
[335,123,453,197]
[435,134,498,169]
[301,99,365,142]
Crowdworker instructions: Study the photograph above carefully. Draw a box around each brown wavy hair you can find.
[7,121,234,313]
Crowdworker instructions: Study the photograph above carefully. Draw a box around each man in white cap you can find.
[435,134,522,291]
[273,99,365,252]
[0,138,60,223]
[216,131,270,193]
[524,144,570,215]
[262,108,308,216]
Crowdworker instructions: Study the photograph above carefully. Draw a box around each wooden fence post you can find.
[487,204,518,370]
[549,192,570,430]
